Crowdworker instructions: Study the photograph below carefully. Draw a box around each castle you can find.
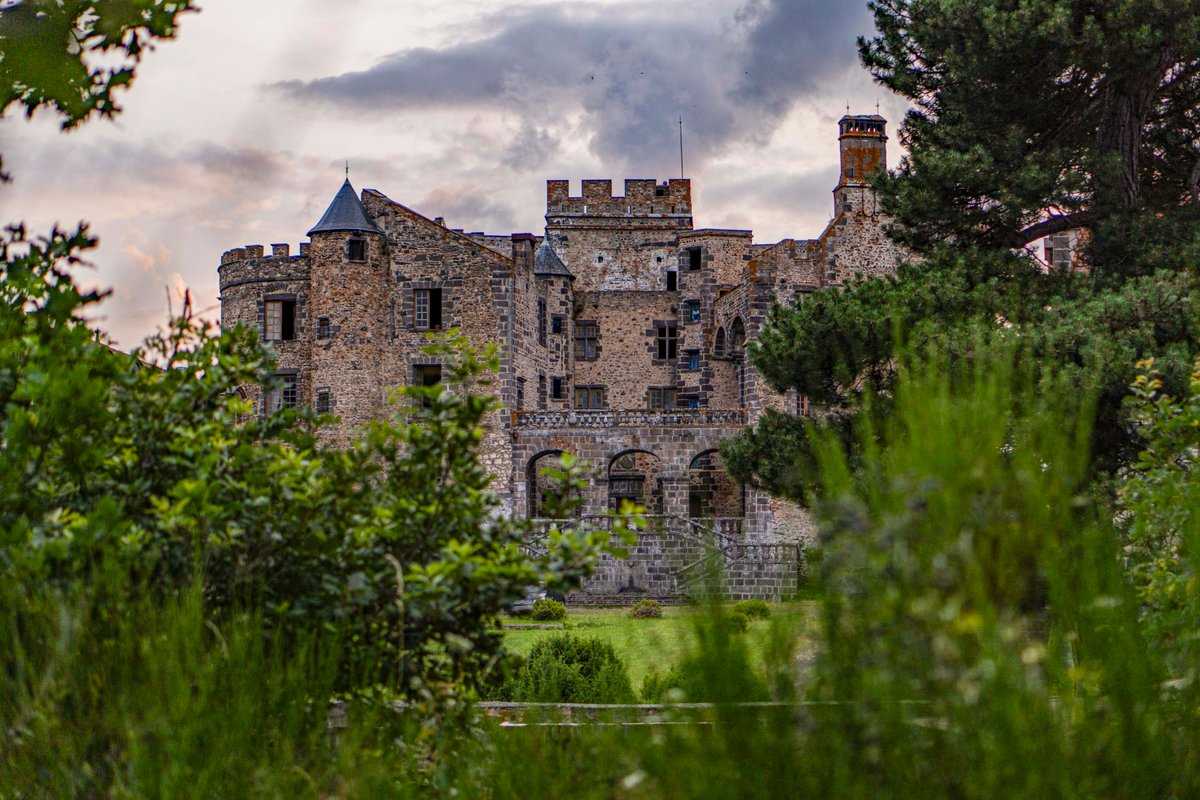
[218,115,905,600]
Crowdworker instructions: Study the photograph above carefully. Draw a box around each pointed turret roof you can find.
[307,179,384,236]
[533,238,573,278]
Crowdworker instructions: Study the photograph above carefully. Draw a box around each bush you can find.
[629,599,663,619]
[726,611,750,634]
[732,599,770,620]
[510,634,635,703]
[530,598,567,621]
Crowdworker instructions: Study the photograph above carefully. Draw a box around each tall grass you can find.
[4,338,1199,797]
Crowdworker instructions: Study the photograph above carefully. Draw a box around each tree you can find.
[861,0,1200,269]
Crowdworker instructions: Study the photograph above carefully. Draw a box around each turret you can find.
[835,115,887,215]
[305,179,389,438]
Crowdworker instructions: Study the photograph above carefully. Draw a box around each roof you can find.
[307,179,384,236]
[533,238,574,277]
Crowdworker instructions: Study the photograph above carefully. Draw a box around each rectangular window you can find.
[347,238,367,262]
[538,374,547,409]
[687,350,700,371]
[687,301,701,323]
[315,388,332,414]
[414,288,443,330]
[797,393,810,417]
[648,387,678,410]
[682,396,700,410]
[516,377,525,410]
[688,248,702,270]
[413,364,442,409]
[655,325,678,361]
[266,374,299,413]
[264,299,296,341]
[575,322,598,360]
[550,377,564,400]
[666,270,678,291]
[316,316,331,339]
[551,315,564,334]
[537,299,547,346]
[575,386,604,409]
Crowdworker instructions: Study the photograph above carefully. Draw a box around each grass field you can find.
[499,602,820,691]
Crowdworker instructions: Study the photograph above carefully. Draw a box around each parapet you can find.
[546,178,692,217]
[221,242,307,266]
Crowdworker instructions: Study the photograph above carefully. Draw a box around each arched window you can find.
[730,317,746,351]
[714,327,726,358]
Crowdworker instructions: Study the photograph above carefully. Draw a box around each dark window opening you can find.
[575,322,598,360]
[538,374,547,410]
[516,378,525,410]
[551,377,564,400]
[688,248,702,270]
[655,325,678,361]
[715,327,726,357]
[687,301,701,323]
[666,270,678,292]
[315,388,332,414]
[551,315,564,334]
[264,299,296,341]
[317,316,331,339]
[414,288,443,330]
[537,299,547,346]
[575,386,604,409]
[414,364,442,409]
[347,238,367,261]
[655,185,667,197]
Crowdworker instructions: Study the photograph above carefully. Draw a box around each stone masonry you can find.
[217,116,905,601]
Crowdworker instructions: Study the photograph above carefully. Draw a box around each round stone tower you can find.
[305,178,389,439]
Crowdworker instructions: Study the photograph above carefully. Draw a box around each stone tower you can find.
[306,179,388,437]
[834,114,888,216]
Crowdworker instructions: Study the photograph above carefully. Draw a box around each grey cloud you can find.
[274,1,875,172]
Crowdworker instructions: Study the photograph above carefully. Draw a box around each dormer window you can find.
[347,238,367,262]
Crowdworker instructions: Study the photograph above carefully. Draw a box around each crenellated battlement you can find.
[218,242,311,292]
[220,242,310,266]
[547,178,691,217]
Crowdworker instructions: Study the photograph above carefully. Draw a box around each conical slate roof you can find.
[307,179,384,236]
[533,238,573,277]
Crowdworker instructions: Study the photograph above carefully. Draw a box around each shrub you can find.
[530,598,567,621]
[726,611,750,634]
[510,634,635,704]
[629,599,663,619]
[732,599,770,620]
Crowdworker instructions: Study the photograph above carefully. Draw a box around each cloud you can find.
[274,1,876,173]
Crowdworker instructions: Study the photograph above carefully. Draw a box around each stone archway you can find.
[608,450,664,514]
[687,449,744,519]
[526,449,566,518]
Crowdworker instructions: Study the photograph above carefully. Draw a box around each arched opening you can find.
[608,450,664,514]
[730,317,746,351]
[714,326,726,358]
[527,449,571,518]
[730,317,747,405]
[688,450,744,519]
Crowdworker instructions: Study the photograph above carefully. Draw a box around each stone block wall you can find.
[573,291,678,410]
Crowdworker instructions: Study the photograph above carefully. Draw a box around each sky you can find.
[0,0,907,348]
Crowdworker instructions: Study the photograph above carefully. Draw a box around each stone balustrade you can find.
[514,408,746,429]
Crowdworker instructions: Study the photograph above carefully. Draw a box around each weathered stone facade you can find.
[218,116,905,600]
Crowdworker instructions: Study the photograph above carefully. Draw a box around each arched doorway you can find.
[608,450,664,514]
[687,450,744,519]
[527,449,568,518]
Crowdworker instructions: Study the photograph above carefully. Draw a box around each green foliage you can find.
[639,607,771,703]
[629,598,663,619]
[0,225,636,693]
[1120,357,1200,681]
[530,598,567,621]
[724,250,1200,500]
[732,599,770,620]
[860,0,1200,259]
[507,634,636,704]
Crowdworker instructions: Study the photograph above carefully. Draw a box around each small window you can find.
[538,374,547,410]
[688,248,702,271]
[347,238,367,261]
[686,301,701,323]
[655,325,678,361]
[687,350,700,371]
[648,387,678,410]
[666,270,678,292]
[266,374,299,413]
[316,316,331,339]
[551,377,564,400]
[655,185,667,197]
[797,393,811,417]
[596,254,604,264]
[264,299,296,341]
[414,288,443,331]
[551,315,564,334]
[537,299,547,347]
[413,364,442,409]
[315,388,332,414]
[656,256,664,263]
[575,322,599,360]
[575,386,604,409]
[516,378,525,410]
[682,396,700,410]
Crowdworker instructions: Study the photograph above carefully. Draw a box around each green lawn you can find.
[499,602,820,691]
